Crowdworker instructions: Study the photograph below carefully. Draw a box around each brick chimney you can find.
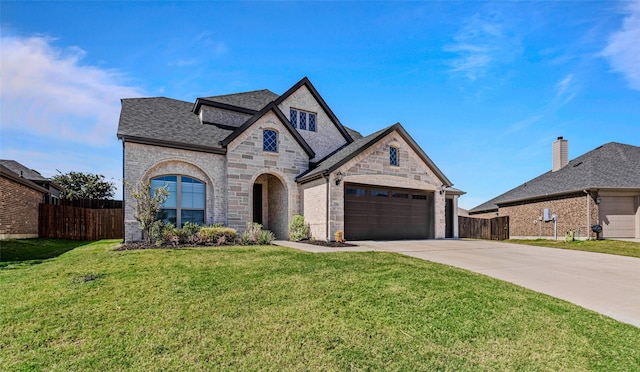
[552,136,568,172]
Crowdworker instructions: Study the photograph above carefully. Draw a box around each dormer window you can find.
[289,108,317,132]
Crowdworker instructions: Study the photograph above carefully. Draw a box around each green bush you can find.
[289,215,309,241]
[257,230,276,245]
[237,222,275,245]
[198,226,237,245]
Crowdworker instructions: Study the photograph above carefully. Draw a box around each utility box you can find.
[544,208,551,222]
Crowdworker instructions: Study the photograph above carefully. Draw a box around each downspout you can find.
[584,190,590,239]
[322,172,330,241]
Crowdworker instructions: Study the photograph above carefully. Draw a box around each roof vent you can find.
[552,136,568,172]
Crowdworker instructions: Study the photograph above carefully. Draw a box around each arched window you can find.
[390,146,399,166]
[151,175,205,227]
[263,129,278,153]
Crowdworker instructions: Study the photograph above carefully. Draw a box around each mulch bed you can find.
[114,242,235,251]
[296,240,358,248]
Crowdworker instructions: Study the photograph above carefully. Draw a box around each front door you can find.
[253,183,262,225]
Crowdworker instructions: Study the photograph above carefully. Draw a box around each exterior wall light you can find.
[595,196,601,204]
[335,171,344,186]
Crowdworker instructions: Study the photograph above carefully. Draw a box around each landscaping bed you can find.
[296,239,358,248]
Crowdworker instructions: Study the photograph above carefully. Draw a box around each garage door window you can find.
[412,194,427,200]
[372,190,389,197]
[393,192,409,198]
[346,187,366,196]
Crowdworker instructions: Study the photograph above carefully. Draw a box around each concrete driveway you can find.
[275,239,640,328]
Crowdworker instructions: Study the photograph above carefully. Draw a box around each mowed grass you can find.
[506,239,640,258]
[1,240,639,371]
[0,238,90,268]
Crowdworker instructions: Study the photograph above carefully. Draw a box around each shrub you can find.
[182,222,201,240]
[257,230,276,245]
[198,226,237,245]
[237,222,275,245]
[238,231,253,245]
[289,215,309,241]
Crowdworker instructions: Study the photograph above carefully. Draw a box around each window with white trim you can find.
[263,129,278,152]
[151,175,205,227]
[289,108,317,132]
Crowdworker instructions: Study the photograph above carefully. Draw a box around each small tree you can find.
[127,181,169,243]
[52,171,116,200]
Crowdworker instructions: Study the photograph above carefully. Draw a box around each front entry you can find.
[253,174,288,239]
[344,183,434,240]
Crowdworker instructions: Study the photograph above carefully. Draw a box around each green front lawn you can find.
[506,239,640,258]
[1,240,639,370]
[0,238,90,268]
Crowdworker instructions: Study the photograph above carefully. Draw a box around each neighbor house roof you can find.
[0,164,49,194]
[469,142,640,214]
[297,123,453,186]
[0,160,50,182]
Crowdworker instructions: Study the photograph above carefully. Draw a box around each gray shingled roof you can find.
[297,123,452,187]
[0,160,49,182]
[117,97,233,152]
[469,142,640,213]
[0,164,49,193]
[203,89,279,111]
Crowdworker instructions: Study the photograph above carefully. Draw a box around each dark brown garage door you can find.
[344,183,434,240]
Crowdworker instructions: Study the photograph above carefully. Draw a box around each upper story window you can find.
[263,129,278,153]
[151,175,205,227]
[390,146,399,166]
[289,108,317,132]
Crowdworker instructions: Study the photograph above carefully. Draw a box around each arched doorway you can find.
[253,173,288,239]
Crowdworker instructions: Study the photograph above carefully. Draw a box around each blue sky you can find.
[1,1,639,209]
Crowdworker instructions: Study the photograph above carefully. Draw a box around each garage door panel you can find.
[600,196,636,238]
[344,183,434,240]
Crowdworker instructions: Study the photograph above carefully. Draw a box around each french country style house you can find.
[117,77,463,242]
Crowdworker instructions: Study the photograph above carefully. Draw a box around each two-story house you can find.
[117,77,463,242]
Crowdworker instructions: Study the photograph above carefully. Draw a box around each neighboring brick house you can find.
[469,138,640,239]
[0,160,63,205]
[0,164,49,239]
[118,77,463,242]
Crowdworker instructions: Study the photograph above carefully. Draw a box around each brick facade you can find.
[500,192,599,240]
[0,177,44,239]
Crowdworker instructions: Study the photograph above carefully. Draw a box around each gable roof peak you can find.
[274,76,354,143]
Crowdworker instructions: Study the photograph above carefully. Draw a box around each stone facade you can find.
[225,111,309,238]
[326,132,448,239]
[499,192,599,240]
[277,85,348,162]
[0,177,44,239]
[301,178,328,240]
[121,79,458,242]
[123,142,226,242]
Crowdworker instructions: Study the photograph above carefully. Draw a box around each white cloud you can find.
[445,13,521,80]
[555,74,576,105]
[601,0,640,90]
[0,35,144,145]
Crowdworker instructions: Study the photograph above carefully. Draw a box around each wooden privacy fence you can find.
[459,216,509,240]
[39,204,123,240]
